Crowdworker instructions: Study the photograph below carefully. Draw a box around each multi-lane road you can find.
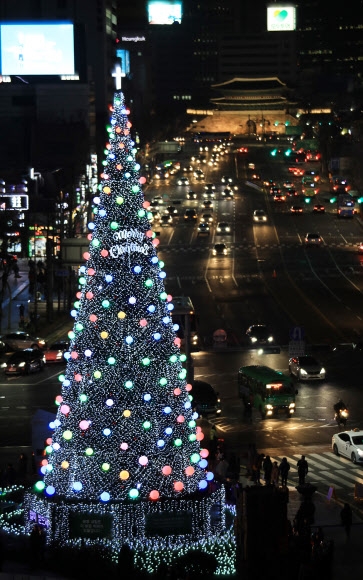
[143,140,363,502]
[2,140,363,504]
[147,143,363,347]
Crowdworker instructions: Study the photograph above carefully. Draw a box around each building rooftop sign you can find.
[267,5,296,32]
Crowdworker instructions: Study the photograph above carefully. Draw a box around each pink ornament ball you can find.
[185,466,195,476]
[162,466,172,476]
[101,249,109,257]
[89,314,97,322]
[75,373,82,382]
[60,405,70,415]
[174,481,184,492]
[149,490,160,501]
[139,456,148,466]
[139,319,148,327]
[200,449,209,458]
[83,252,90,260]
[176,415,185,423]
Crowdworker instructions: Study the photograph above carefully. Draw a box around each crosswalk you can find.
[246,451,363,498]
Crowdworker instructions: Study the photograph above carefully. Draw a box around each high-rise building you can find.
[118,0,363,129]
[0,0,119,180]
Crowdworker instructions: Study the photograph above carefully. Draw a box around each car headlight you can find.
[300,369,308,375]
[357,448,363,457]
[0,362,6,368]
[262,217,267,221]
[266,404,273,410]
[289,403,296,408]
[39,340,46,346]
[320,367,326,374]
[18,362,26,367]
[251,337,257,343]
[268,336,273,342]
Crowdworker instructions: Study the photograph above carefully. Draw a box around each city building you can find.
[0,0,119,256]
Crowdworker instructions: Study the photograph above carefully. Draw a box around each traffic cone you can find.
[272,269,277,278]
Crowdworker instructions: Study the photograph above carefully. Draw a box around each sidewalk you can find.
[239,470,363,579]
[0,259,71,339]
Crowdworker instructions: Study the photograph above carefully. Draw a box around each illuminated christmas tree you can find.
[25,84,235,574]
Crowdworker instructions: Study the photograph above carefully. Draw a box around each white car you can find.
[332,430,363,464]
[253,209,267,223]
[216,222,231,234]
[177,176,189,186]
[289,355,326,381]
[0,332,47,351]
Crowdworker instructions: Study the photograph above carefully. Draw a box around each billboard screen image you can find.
[267,6,296,31]
[0,22,75,75]
[148,1,182,25]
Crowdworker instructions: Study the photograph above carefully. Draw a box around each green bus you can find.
[237,365,297,418]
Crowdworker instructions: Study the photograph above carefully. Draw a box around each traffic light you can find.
[284,149,292,157]
[358,197,363,204]
[330,197,337,204]
[304,197,311,204]
[271,148,277,157]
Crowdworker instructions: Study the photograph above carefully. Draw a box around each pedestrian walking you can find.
[247,443,257,477]
[252,453,264,485]
[297,455,309,485]
[209,424,218,455]
[29,524,45,570]
[279,457,290,487]
[17,452,28,484]
[271,461,280,487]
[19,304,25,328]
[1,270,9,292]
[12,260,21,278]
[4,463,16,486]
[215,457,229,482]
[31,451,37,475]
[28,266,36,296]
[340,502,353,539]
[117,543,135,578]
[262,455,273,485]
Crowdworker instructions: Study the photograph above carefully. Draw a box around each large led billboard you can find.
[0,22,74,75]
[148,1,182,25]
[116,49,130,76]
[267,6,296,31]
